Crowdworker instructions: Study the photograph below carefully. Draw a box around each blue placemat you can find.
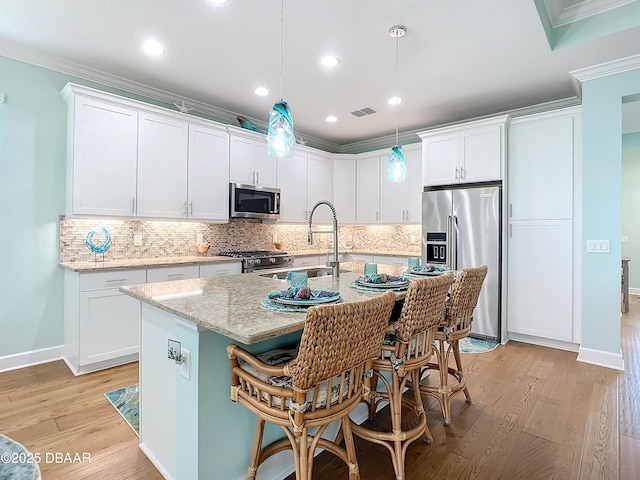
[348,280,409,292]
[261,297,344,312]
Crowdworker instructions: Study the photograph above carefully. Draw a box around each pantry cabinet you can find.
[418,115,508,186]
[506,106,581,346]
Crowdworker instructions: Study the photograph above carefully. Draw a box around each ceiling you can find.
[1,0,640,150]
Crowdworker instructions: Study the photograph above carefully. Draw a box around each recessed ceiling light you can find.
[206,0,227,4]
[142,39,165,56]
[320,56,340,68]
[254,87,269,97]
[388,96,402,106]
[326,115,338,123]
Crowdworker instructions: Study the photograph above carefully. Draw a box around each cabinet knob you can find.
[455,167,459,180]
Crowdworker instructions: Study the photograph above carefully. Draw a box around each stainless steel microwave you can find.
[229,183,281,220]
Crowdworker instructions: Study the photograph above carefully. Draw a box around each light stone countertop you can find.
[120,262,410,345]
[59,255,242,272]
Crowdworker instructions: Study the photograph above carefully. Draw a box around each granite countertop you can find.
[288,249,421,258]
[59,255,242,272]
[120,262,410,345]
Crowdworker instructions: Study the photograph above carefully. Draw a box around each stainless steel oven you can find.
[217,250,294,273]
[230,183,280,220]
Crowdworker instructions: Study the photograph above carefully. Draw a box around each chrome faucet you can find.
[307,200,340,277]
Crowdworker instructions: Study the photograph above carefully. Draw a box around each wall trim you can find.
[506,333,580,353]
[0,345,63,373]
[570,54,640,83]
[629,287,640,296]
[577,346,625,371]
[139,443,175,480]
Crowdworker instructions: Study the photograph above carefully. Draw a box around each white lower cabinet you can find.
[199,262,242,277]
[293,255,322,268]
[373,255,410,267]
[64,269,146,375]
[507,221,573,342]
[147,265,199,283]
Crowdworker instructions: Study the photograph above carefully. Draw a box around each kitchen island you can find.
[120,262,409,480]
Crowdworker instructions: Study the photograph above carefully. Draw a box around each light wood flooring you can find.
[1,302,639,479]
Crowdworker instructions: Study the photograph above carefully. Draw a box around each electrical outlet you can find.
[180,348,190,380]
[273,234,278,243]
[197,233,203,244]
[134,234,143,246]
[348,234,353,242]
[622,236,628,243]
[410,235,417,244]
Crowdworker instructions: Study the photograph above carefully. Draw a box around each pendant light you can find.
[387,25,406,182]
[267,0,295,157]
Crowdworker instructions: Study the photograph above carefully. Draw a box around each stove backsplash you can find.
[59,216,421,263]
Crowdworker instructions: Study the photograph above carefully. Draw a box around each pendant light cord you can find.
[279,0,284,101]
[394,31,399,146]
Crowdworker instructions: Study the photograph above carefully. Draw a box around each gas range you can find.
[217,250,294,273]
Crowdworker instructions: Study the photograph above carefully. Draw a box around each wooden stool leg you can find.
[453,340,471,402]
[389,372,404,480]
[341,416,361,480]
[248,418,265,479]
[368,371,379,421]
[412,369,432,445]
[439,341,452,426]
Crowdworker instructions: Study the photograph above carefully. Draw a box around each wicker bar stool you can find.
[350,273,454,480]
[227,292,396,480]
[417,265,488,427]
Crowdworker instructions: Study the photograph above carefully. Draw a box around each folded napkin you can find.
[359,274,406,284]
[268,287,339,300]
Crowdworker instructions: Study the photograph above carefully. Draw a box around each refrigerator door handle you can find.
[452,214,459,271]
[446,214,452,270]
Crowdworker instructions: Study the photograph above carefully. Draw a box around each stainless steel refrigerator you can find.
[422,182,501,341]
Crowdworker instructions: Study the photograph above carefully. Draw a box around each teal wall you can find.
[581,68,640,355]
[0,57,68,357]
[622,137,640,290]
[0,55,234,360]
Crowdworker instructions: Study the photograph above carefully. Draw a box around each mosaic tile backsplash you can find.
[59,217,421,262]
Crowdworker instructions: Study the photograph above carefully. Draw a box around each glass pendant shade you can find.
[267,101,295,157]
[387,145,407,182]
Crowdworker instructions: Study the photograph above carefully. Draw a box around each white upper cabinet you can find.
[332,157,357,224]
[137,112,189,218]
[379,146,422,223]
[307,153,333,224]
[356,155,381,224]
[418,115,508,186]
[276,150,308,223]
[508,108,580,221]
[62,83,230,221]
[228,128,277,188]
[62,85,138,216]
[188,124,230,221]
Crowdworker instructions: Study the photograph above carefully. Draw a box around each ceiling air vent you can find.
[350,107,378,117]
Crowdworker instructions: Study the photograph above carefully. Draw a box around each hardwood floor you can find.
[1,301,638,479]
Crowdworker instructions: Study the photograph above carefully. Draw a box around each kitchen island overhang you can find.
[120,263,409,480]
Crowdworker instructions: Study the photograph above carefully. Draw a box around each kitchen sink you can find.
[259,267,350,279]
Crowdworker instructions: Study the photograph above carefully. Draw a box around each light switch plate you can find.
[197,233,203,244]
[587,240,610,253]
[134,234,143,246]
[622,236,628,243]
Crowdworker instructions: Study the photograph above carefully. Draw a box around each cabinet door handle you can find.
[406,210,410,221]
[168,273,184,278]
[189,201,193,215]
[509,203,512,218]
[183,201,187,216]
[252,171,256,185]
[460,167,464,179]
[256,171,260,185]
[455,167,459,180]
[376,211,379,221]
[131,197,136,214]
[107,278,127,283]
[509,224,512,237]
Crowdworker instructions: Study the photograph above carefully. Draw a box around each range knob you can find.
[254,258,262,265]
[247,259,255,266]
[284,256,293,263]
[269,257,276,264]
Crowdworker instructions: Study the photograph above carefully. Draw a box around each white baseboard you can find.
[62,353,139,376]
[139,443,174,480]
[506,333,580,353]
[0,345,63,373]
[577,346,625,371]
[629,287,640,297]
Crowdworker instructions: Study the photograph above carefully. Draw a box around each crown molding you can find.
[0,42,341,153]
[544,0,637,28]
[570,54,640,82]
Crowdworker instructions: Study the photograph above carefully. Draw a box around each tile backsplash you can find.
[59,216,421,262]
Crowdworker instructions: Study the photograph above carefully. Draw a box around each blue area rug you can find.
[104,384,139,436]
[458,337,499,353]
[0,434,41,479]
